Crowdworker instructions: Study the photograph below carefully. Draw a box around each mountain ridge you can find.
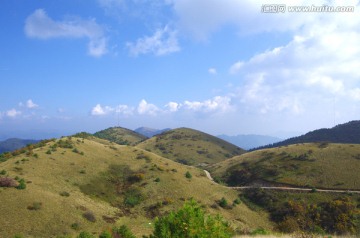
[253,120,360,150]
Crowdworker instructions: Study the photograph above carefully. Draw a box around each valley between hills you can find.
[1,121,360,237]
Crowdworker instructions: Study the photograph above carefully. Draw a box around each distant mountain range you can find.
[134,127,171,138]
[0,138,39,153]
[255,120,360,150]
[217,134,282,150]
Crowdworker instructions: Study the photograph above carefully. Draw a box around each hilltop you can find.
[210,142,360,190]
[0,135,270,237]
[256,120,360,149]
[93,127,147,146]
[137,127,245,167]
[0,138,39,153]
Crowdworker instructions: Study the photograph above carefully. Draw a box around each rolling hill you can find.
[137,128,245,167]
[210,142,360,190]
[256,120,360,149]
[93,127,147,146]
[0,135,271,237]
[0,138,39,153]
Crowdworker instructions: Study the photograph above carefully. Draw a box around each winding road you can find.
[203,170,360,194]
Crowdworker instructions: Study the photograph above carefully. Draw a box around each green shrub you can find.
[71,223,80,230]
[16,178,26,190]
[154,177,160,182]
[233,198,241,206]
[218,197,228,208]
[77,231,95,238]
[144,199,233,238]
[0,169,6,175]
[250,227,270,235]
[99,231,112,238]
[124,188,143,207]
[113,225,136,238]
[185,171,192,179]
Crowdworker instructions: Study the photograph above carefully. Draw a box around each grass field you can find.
[210,143,360,190]
[0,136,270,237]
[137,127,244,166]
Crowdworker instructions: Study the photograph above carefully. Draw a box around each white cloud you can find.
[25,99,39,109]
[126,25,180,56]
[115,105,134,116]
[226,3,360,115]
[183,96,233,113]
[91,104,112,116]
[6,109,22,118]
[24,9,108,57]
[165,102,181,112]
[208,68,217,75]
[229,61,244,74]
[137,100,160,116]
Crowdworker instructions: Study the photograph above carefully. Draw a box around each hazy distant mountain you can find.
[134,127,171,138]
[257,120,360,149]
[0,138,39,153]
[217,134,282,150]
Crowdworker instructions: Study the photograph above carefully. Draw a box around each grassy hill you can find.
[137,128,245,167]
[256,120,360,149]
[93,127,147,146]
[210,142,360,190]
[0,138,39,153]
[0,135,270,237]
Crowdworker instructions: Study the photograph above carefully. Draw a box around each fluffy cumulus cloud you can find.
[137,100,160,116]
[183,96,233,113]
[223,0,360,117]
[126,25,180,56]
[165,102,181,112]
[91,104,134,116]
[6,109,22,118]
[24,9,108,57]
[19,99,39,109]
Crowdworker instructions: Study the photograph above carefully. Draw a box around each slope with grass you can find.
[210,143,360,190]
[137,128,245,167]
[0,135,271,238]
[93,127,147,146]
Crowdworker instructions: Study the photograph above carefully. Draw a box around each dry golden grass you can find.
[0,136,271,237]
[210,143,360,190]
[137,127,244,166]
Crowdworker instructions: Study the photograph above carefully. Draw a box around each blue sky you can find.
[0,0,360,139]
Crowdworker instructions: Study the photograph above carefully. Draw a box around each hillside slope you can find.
[0,138,39,153]
[93,127,147,145]
[137,128,245,167]
[0,136,270,237]
[210,143,360,190]
[257,120,360,149]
